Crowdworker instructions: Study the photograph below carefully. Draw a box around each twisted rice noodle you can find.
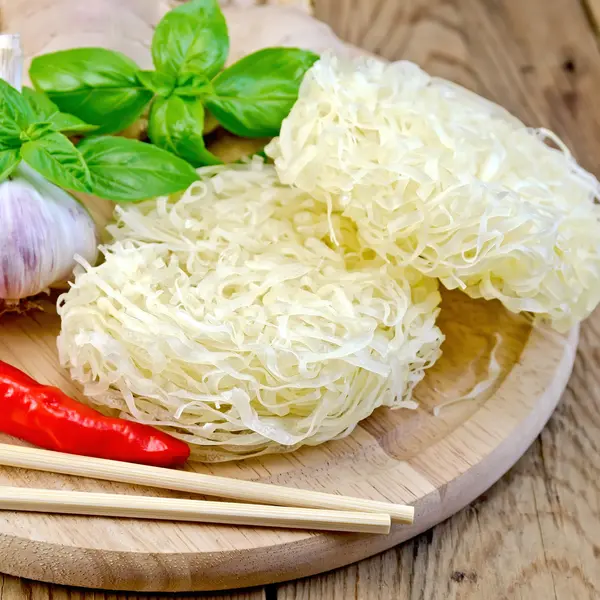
[266,55,600,331]
[57,161,443,461]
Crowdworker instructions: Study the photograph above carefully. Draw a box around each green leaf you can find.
[0,115,22,150]
[22,121,56,142]
[22,86,59,119]
[137,70,177,98]
[22,86,98,134]
[148,95,221,167]
[173,72,213,97]
[77,136,199,202]
[205,48,318,138]
[0,149,21,181]
[29,48,153,135]
[21,132,91,193]
[152,0,229,79]
[0,79,35,129]
[49,113,99,134]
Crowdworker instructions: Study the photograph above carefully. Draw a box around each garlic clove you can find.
[0,33,98,305]
[0,164,98,302]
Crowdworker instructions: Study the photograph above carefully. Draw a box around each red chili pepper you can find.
[0,360,190,467]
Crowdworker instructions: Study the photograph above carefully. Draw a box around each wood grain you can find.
[278,0,600,598]
[0,0,599,598]
[584,0,600,34]
[0,0,580,592]
[0,577,265,600]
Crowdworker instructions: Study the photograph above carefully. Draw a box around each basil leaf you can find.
[77,136,199,202]
[173,72,213,97]
[23,121,56,142]
[148,95,221,167]
[0,115,22,150]
[30,48,153,134]
[0,79,34,129]
[22,86,59,119]
[49,113,99,134]
[205,48,318,138]
[22,86,98,134]
[137,70,177,98]
[21,132,91,192]
[152,0,229,79]
[0,149,21,181]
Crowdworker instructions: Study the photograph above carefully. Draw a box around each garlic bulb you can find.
[0,33,98,304]
[0,164,98,302]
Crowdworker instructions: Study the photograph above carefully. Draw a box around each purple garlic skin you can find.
[0,164,97,301]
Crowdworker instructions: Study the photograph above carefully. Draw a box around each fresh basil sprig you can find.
[0,149,21,180]
[0,77,35,128]
[29,48,153,136]
[22,87,99,135]
[148,95,222,167]
[0,79,198,202]
[78,136,202,201]
[205,48,319,138]
[29,0,318,167]
[152,0,228,80]
[21,131,92,192]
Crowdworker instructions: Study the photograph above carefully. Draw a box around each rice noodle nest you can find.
[57,161,444,461]
[266,54,600,331]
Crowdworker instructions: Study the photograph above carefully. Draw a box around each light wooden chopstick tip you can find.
[392,504,415,525]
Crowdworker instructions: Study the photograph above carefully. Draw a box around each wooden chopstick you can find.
[0,486,391,534]
[0,443,414,524]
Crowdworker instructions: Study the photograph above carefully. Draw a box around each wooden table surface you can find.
[1,0,599,598]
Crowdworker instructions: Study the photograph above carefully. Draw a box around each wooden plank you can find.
[275,0,600,597]
[0,575,266,600]
[0,0,598,597]
[583,0,600,34]
[0,0,579,592]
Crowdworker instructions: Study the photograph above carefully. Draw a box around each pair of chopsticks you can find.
[0,443,414,534]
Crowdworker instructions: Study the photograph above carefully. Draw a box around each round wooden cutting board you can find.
[0,0,581,593]
[0,290,578,592]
